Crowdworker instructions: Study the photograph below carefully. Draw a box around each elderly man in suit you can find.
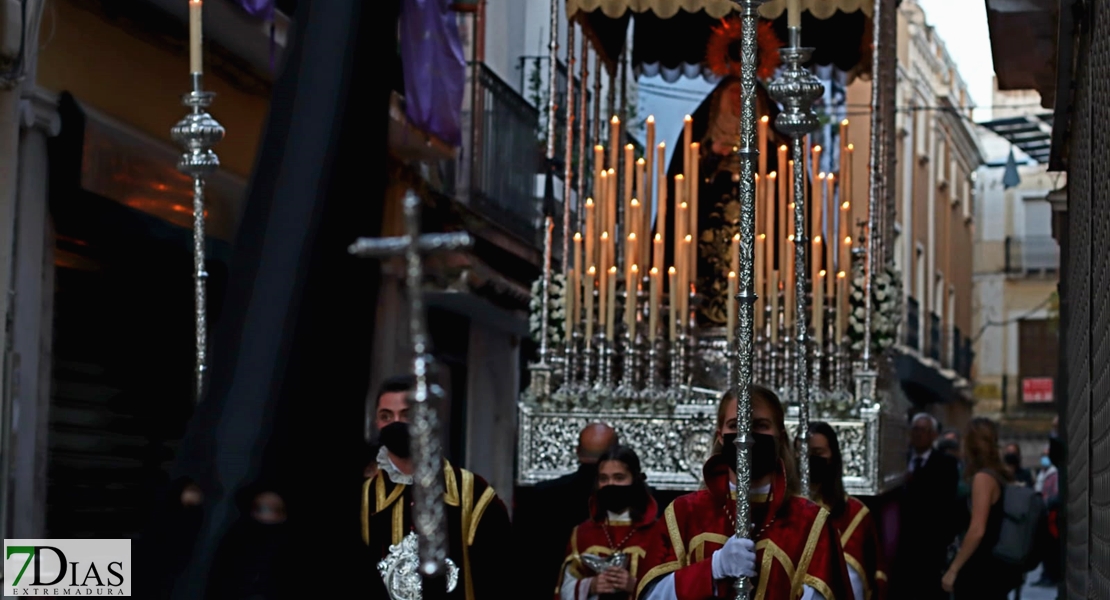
[890,413,960,600]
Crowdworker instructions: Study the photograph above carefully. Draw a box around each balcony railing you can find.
[458,62,543,240]
[905,296,921,350]
[1004,236,1060,274]
[928,312,941,362]
[952,327,974,379]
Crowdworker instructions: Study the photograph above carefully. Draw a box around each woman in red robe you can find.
[556,445,666,600]
[636,386,852,600]
[806,421,887,600]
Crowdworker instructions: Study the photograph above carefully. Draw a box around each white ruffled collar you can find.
[377,445,413,485]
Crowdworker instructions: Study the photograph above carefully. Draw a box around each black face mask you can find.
[809,456,836,489]
[596,484,638,513]
[1003,453,1021,468]
[721,433,779,480]
[378,422,412,459]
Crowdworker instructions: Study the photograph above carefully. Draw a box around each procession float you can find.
[516,0,910,502]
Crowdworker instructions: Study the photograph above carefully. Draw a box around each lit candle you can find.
[565,267,576,340]
[689,142,700,282]
[599,231,610,330]
[682,235,693,324]
[765,172,777,283]
[814,173,826,247]
[778,145,788,212]
[656,142,667,237]
[626,233,638,285]
[584,199,595,270]
[785,235,795,334]
[624,144,635,210]
[609,116,620,174]
[629,200,641,262]
[788,160,795,209]
[811,236,823,299]
[649,267,660,342]
[606,266,618,341]
[727,271,737,345]
[189,0,204,74]
[637,158,649,261]
[754,174,763,237]
[844,144,854,211]
[606,168,617,254]
[839,119,850,153]
[653,234,664,287]
[626,264,639,335]
[787,0,801,28]
[645,116,655,243]
[836,270,847,343]
[731,233,741,280]
[826,174,836,297]
[674,184,687,288]
[573,233,583,324]
[668,267,678,341]
[841,234,852,291]
[812,144,823,179]
[683,115,693,185]
[593,145,605,200]
[814,270,826,346]
[758,116,769,180]
[584,267,596,344]
[755,234,766,329]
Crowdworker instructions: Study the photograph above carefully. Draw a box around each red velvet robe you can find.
[636,455,852,600]
[557,496,668,600]
[826,496,886,600]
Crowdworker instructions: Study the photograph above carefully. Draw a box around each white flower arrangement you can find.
[848,263,903,355]
[529,273,566,346]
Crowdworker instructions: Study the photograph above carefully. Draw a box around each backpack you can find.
[988,471,1046,571]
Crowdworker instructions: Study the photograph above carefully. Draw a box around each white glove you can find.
[711,537,757,580]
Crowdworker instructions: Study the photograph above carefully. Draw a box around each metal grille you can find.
[1088,1,1110,595]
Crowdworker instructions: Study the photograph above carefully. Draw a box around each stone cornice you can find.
[19,87,60,137]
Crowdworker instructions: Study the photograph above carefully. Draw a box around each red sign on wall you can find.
[1022,377,1054,403]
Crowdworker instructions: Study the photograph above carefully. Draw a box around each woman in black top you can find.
[941,417,1020,599]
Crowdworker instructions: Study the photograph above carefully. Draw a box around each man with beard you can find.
[363,375,512,599]
[517,422,620,599]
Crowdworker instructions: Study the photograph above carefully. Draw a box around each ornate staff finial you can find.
[350,191,473,599]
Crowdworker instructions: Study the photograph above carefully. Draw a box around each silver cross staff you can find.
[349,191,473,590]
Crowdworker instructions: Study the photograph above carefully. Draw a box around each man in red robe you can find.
[637,386,852,600]
[807,421,887,600]
[556,445,668,599]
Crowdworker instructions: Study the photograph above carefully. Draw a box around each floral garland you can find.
[848,263,903,355]
[529,273,566,347]
[705,17,784,81]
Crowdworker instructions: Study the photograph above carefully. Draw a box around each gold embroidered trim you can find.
[467,487,496,546]
[663,503,686,566]
[460,469,475,600]
[444,464,460,507]
[876,570,888,582]
[689,532,729,564]
[635,561,681,599]
[804,574,836,600]
[361,478,372,545]
[840,505,870,548]
[752,538,797,599]
[792,508,829,598]
[391,499,404,545]
[844,553,870,600]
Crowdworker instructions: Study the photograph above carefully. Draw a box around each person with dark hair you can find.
[1003,443,1034,488]
[806,421,887,600]
[205,479,294,599]
[555,445,664,600]
[363,374,511,599]
[637,386,851,600]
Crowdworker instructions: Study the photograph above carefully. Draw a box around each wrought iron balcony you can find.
[905,296,921,350]
[1004,235,1060,275]
[928,312,941,362]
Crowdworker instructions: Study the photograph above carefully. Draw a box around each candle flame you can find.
[626,143,634,150]
[601,231,609,240]
[684,115,692,122]
[588,266,596,274]
[574,232,582,241]
[827,173,836,182]
[847,143,854,151]
[675,174,685,182]
[631,199,640,208]
[841,201,850,210]
[655,233,662,242]
[680,202,688,209]
[733,233,741,241]
[837,270,847,279]
[628,233,637,241]
[768,172,777,179]
[659,141,666,149]
[650,267,659,275]
[611,116,620,124]
[760,116,769,123]
[637,157,645,164]
[607,168,615,175]
[669,266,677,274]
[586,198,594,206]
[788,234,795,242]
[780,144,788,151]
[600,171,608,179]
[595,144,604,151]
[818,172,827,179]
[692,142,700,149]
[729,271,737,278]
[684,234,692,242]
[814,145,822,152]
[758,233,766,240]
[631,264,639,273]
[844,236,852,244]
[819,269,827,277]
[647,115,655,123]
[841,119,849,126]
[609,266,618,274]
[814,236,823,243]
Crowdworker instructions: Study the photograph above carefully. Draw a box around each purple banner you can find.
[400,0,466,146]
[229,0,275,19]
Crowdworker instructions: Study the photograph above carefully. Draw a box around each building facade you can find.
[972,80,1061,464]
[867,0,982,430]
